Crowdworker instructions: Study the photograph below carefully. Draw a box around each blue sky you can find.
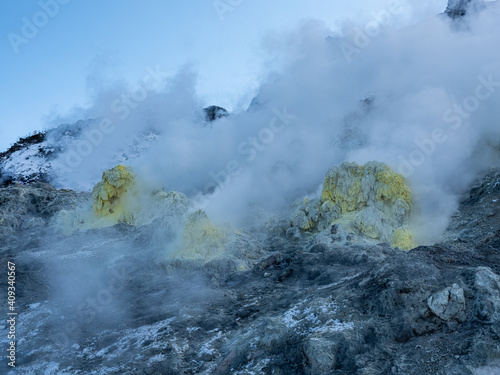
[0,0,446,151]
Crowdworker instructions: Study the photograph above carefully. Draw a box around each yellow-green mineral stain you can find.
[92,164,136,224]
[320,161,416,250]
[392,227,417,250]
[174,209,226,262]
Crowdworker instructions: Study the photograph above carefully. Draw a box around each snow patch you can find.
[282,298,353,335]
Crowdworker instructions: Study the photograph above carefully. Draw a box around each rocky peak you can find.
[445,0,486,18]
[203,105,229,122]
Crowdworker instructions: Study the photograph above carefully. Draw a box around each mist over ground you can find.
[3,2,500,374]
[47,2,500,244]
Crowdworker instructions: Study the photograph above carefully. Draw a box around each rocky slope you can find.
[0,105,227,188]
[0,166,499,375]
[1,1,499,374]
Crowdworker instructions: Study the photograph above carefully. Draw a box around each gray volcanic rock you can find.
[427,283,466,321]
[203,105,229,122]
[2,1,500,373]
[445,168,500,245]
[474,267,500,322]
[0,182,88,244]
[0,168,499,374]
[445,0,486,18]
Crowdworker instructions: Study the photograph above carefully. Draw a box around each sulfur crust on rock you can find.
[291,161,416,250]
[57,166,240,262]
[51,167,191,235]
[392,227,417,250]
[173,209,227,261]
[321,162,366,213]
[375,168,412,207]
[92,164,137,224]
[68,165,230,260]
[321,161,412,211]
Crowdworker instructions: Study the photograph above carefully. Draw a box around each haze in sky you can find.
[0,0,446,151]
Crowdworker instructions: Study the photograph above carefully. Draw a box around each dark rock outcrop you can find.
[444,0,486,18]
[203,105,229,122]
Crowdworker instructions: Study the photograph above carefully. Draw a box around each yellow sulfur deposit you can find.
[291,161,416,250]
[321,162,366,213]
[392,227,417,250]
[321,161,415,249]
[92,164,137,224]
[173,209,226,261]
[321,161,412,211]
[54,165,192,234]
[374,167,412,207]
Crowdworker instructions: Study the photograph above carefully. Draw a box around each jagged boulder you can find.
[427,283,466,321]
[303,336,341,373]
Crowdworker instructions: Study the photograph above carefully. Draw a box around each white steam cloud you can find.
[51,2,500,244]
